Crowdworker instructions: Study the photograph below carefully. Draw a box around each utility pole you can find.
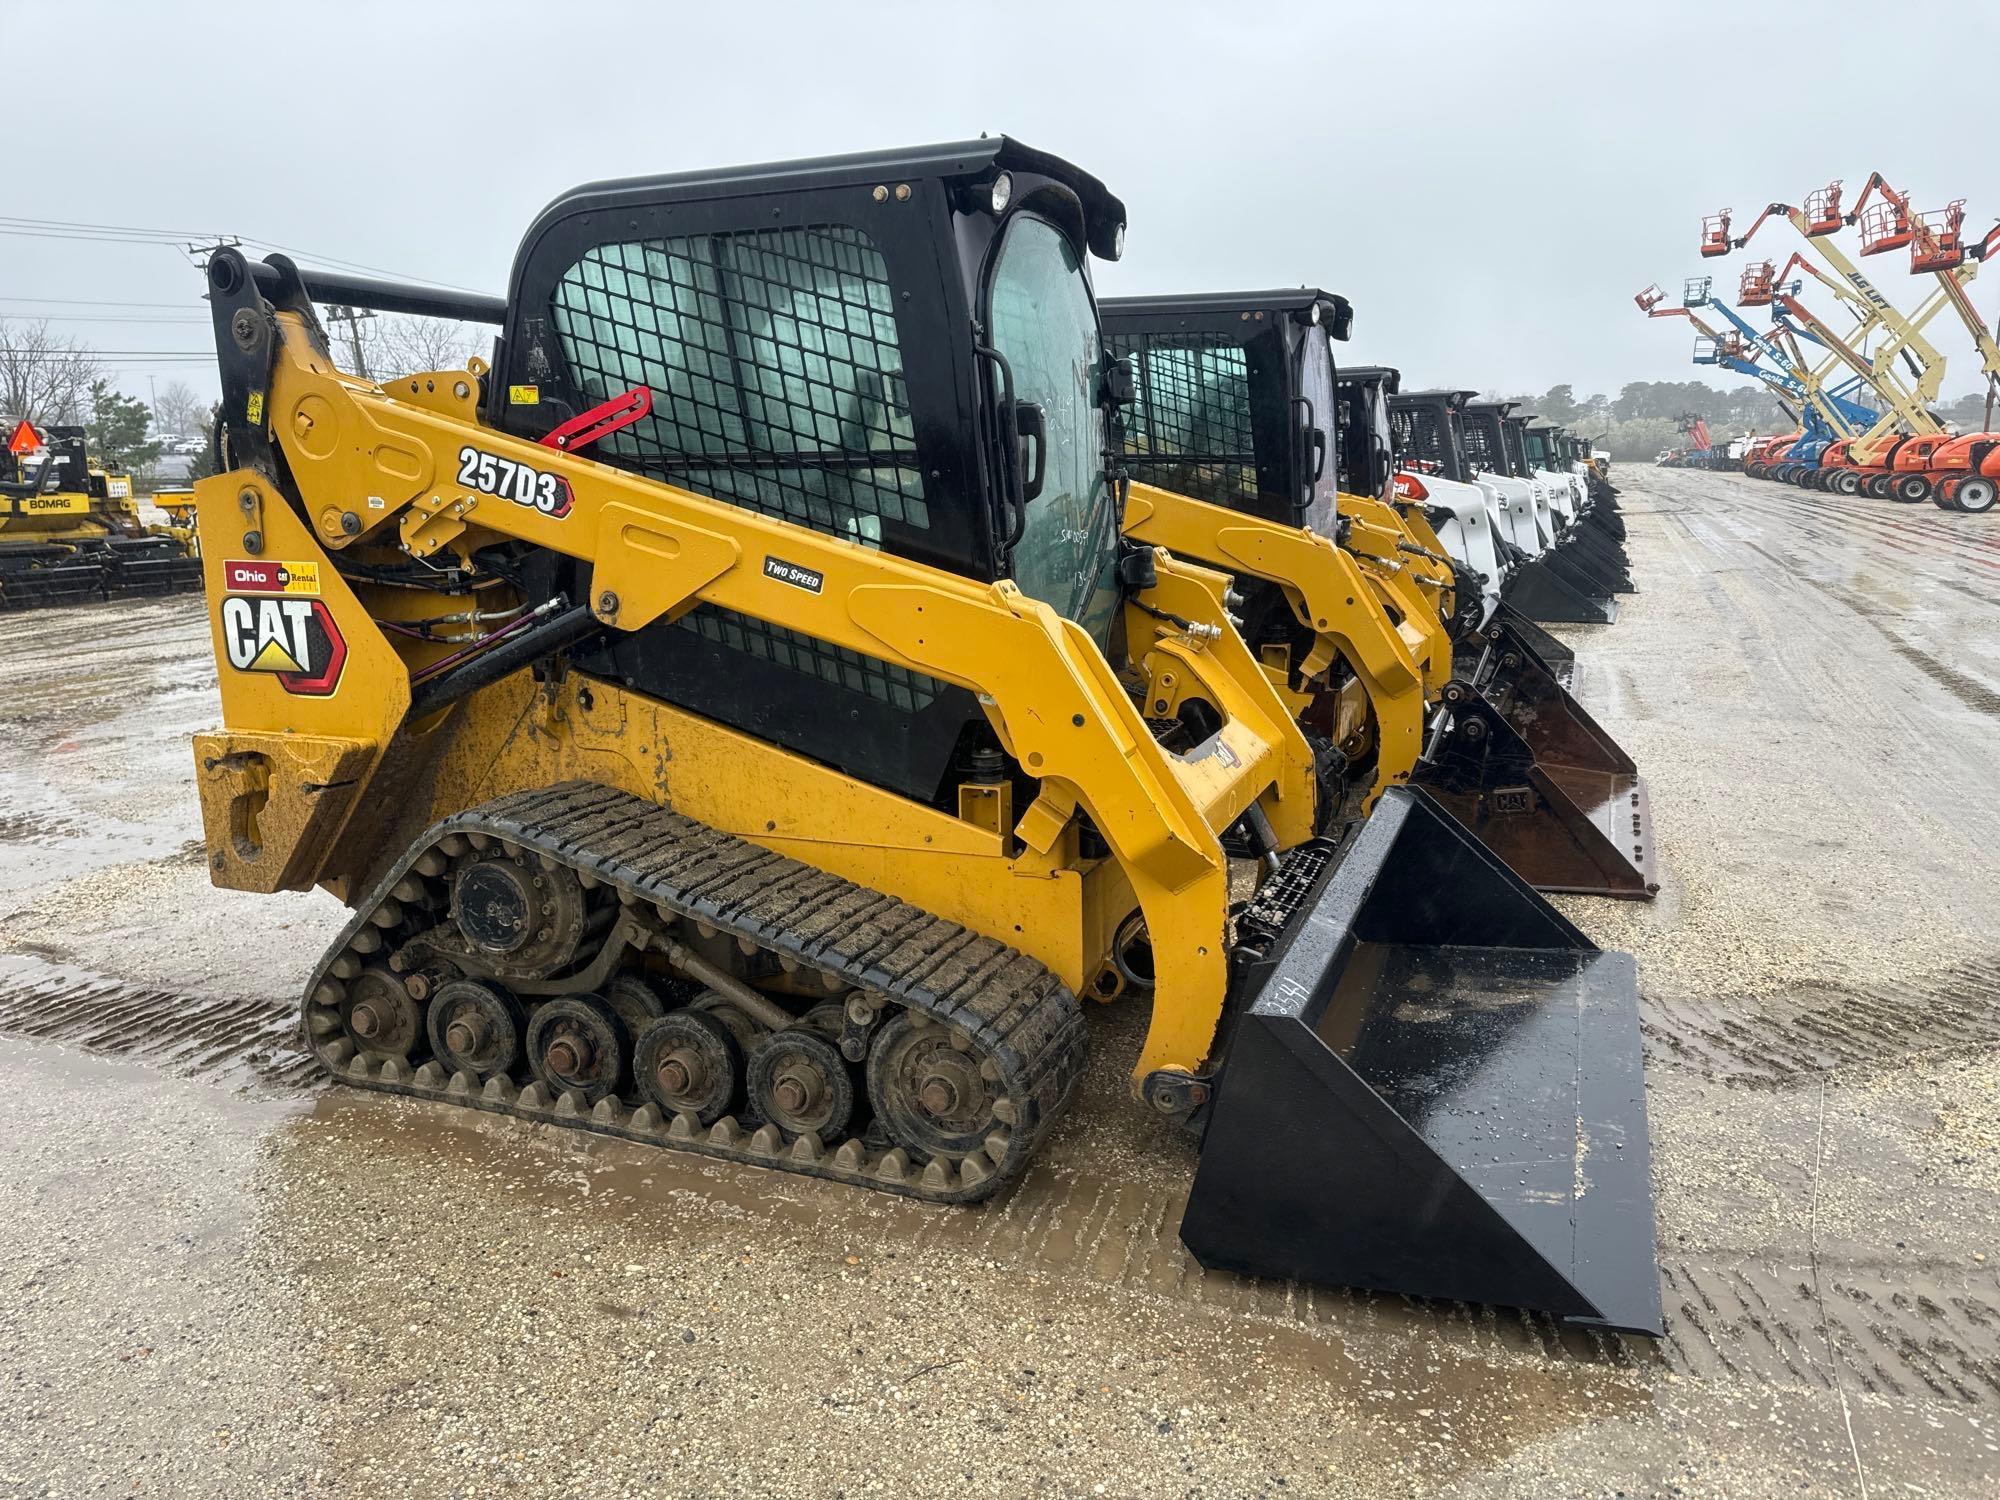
[324,305,376,379]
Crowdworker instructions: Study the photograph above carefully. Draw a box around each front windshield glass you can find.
[1294,329,1337,532]
[987,216,1121,649]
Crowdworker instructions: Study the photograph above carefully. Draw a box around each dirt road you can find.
[1,468,1995,1497]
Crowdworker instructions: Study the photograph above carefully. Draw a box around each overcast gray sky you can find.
[8,0,1998,407]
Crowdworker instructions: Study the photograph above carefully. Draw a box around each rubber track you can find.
[302,781,1090,1205]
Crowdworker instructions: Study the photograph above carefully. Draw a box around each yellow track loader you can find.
[0,422,202,607]
[1101,292,1656,900]
[187,139,1659,1333]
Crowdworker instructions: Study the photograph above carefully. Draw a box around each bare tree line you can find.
[0,318,100,426]
[322,313,489,380]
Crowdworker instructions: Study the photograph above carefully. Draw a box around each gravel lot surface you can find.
[0,468,1995,1497]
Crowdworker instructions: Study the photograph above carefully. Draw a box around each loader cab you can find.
[1332,364,1401,503]
[490,138,1130,806]
[1097,289,1353,537]
[1386,390,1475,485]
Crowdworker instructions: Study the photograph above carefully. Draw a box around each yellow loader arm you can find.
[1121,481,1429,805]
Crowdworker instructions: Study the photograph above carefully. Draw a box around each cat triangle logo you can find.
[248,635,304,673]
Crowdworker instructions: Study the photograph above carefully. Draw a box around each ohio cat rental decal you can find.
[219,569,347,696]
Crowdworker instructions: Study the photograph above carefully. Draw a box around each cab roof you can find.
[1100,288,1354,339]
[1339,364,1401,393]
[524,136,1128,261]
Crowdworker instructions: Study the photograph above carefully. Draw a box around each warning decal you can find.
[220,595,347,695]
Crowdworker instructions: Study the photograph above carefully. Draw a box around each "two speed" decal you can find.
[456,446,573,518]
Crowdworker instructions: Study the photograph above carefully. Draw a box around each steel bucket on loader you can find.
[1501,555,1618,625]
[1538,537,1632,601]
[1412,618,1657,900]
[1481,600,1574,688]
[1556,526,1635,594]
[1183,786,1662,1335]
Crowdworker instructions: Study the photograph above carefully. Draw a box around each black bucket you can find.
[1539,541,1632,601]
[1480,601,1574,689]
[1501,557,1617,625]
[1556,528,1635,594]
[1414,623,1657,900]
[1183,787,1662,1335]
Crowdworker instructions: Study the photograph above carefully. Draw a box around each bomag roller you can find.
[1100,292,1655,900]
[0,422,203,607]
[187,139,1660,1333]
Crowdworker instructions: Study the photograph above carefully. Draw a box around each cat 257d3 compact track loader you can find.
[188,139,1660,1334]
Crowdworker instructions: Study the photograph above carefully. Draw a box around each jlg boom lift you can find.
[1099,294,1654,898]
[1634,278,1867,481]
[186,141,1660,1332]
[1844,174,2000,511]
[1705,185,1958,461]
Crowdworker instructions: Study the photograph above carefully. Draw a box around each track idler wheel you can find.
[343,966,427,1064]
[526,997,627,1104]
[634,1009,743,1126]
[866,1013,1004,1166]
[449,850,586,977]
[748,1025,856,1141]
[426,979,526,1081]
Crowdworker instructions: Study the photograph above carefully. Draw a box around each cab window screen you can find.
[1392,406,1445,469]
[550,226,927,543]
[1114,334,1259,505]
[550,225,938,713]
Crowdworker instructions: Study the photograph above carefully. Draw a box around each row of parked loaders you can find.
[184,137,1662,1335]
[1741,428,2000,512]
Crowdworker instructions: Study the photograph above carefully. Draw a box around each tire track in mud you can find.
[5,946,1997,1405]
[1658,1260,2000,1406]
[1641,962,2000,1089]
[0,953,314,1090]
[1711,477,2000,570]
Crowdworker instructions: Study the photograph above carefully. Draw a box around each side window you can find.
[1464,420,1498,474]
[550,226,926,545]
[549,224,940,715]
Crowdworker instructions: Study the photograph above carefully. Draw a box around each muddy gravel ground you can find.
[1,468,1997,1498]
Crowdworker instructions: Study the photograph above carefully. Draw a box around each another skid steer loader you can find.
[0,422,203,607]
[1100,292,1656,900]
[187,139,1660,1333]
[1342,369,1578,680]
[1462,401,1621,625]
